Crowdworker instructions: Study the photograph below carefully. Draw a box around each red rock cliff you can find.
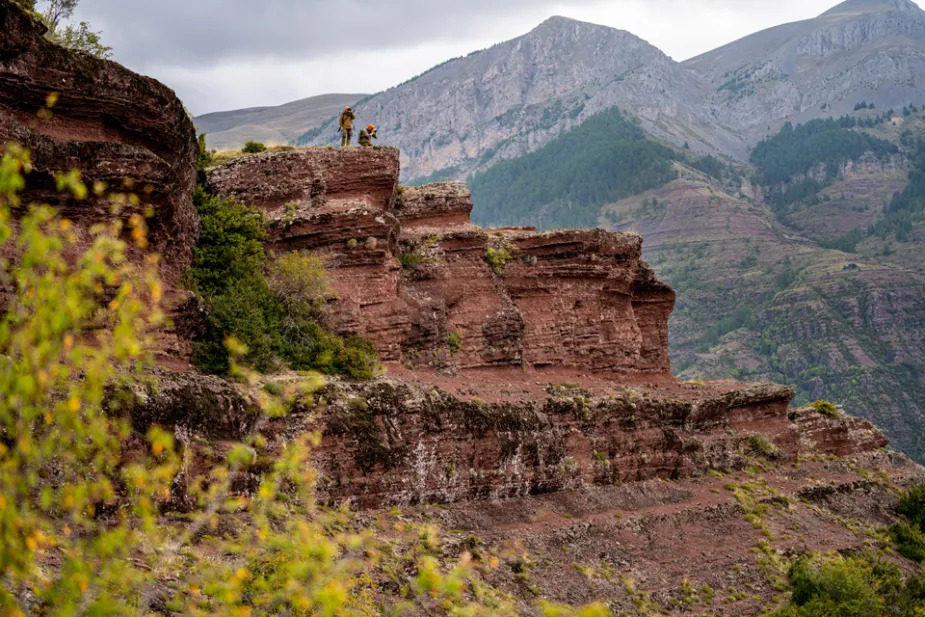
[206,147,675,374]
[0,0,198,285]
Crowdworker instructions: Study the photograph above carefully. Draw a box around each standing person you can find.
[339,106,356,149]
[358,124,378,147]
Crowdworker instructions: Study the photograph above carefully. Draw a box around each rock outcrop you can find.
[0,0,198,285]
[148,369,890,511]
[207,148,675,373]
[196,147,901,521]
[307,379,801,508]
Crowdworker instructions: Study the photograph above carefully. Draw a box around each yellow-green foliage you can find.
[485,234,518,275]
[0,143,170,614]
[486,244,516,275]
[0,142,613,617]
[448,331,462,354]
[762,553,925,617]
[748,434,780,458]
[267,251,332,311]
[810,400,840,418]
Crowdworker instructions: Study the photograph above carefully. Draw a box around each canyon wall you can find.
[0,1,198,285]
[206,148,675,374]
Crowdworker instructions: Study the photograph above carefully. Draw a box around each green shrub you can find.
[196,133,214,171]
[762,553,925,617]
[485,246,512,274]
[485,238,517,275]
[267,251,331,311]
[399,251,425,270]
[890,523,925,562]
[792,555,879,608]
[747,434,780,458]
[810,400,840,418]
[242,140,267,153]
[190,185,266,296]
[783,554,884,617]
[189,188,379,379]
[448,331,462,355]
[898,483,925,531]
[192,276,282,374]
[311,334,380,381]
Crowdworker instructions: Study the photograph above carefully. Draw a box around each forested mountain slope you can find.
[598,112,925,461]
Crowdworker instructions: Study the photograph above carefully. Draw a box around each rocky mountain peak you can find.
[524,14,664,57]
[532,15,580,29]
[821,0,923,16]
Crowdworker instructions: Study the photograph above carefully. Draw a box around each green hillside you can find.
[750,116,898,210]
[469,107,679,228]
[608,114,925,461]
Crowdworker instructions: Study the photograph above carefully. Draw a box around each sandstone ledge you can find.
[126,370,890,511]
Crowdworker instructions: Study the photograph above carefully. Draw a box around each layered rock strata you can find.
[206,148,675,374]
[141,370,889,512]
[146,365,919,614]
[0,0,198,285]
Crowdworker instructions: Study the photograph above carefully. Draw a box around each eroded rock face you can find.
[207,148,675,374]
[144,364,921,614]
[305,379,799,508]
[115,369,262,441]
[394,182,473,228]
[0,0,198,284]
[134,370,892,515]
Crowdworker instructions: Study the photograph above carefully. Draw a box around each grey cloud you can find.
[62,0,846,114]
[74,0,567,68]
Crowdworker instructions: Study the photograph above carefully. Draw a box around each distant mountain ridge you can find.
[298,16,738,180]
[684,0,925,145]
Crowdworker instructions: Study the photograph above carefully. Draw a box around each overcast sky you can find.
[68,0,850,116]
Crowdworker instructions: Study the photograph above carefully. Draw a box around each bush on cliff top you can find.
[241,139,267,153]
[810,400,840,418]
[189,186,379,378]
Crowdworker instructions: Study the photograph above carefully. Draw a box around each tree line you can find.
[470,107,678,229]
